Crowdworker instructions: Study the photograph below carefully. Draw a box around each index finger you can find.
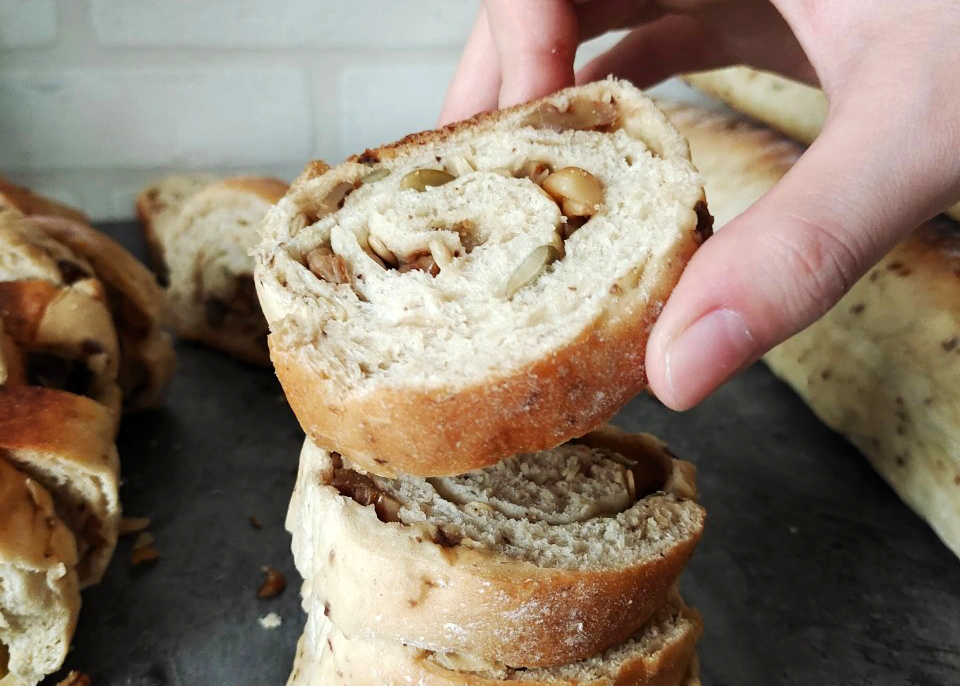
[485,0,579,109]
[440,0,578,125]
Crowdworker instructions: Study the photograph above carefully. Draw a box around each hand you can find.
[440,0,960,410]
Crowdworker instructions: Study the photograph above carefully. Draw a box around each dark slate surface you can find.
[47,222,960,686]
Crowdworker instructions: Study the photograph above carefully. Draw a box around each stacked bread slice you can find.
[0,204,173,684]
[256,80,711,684]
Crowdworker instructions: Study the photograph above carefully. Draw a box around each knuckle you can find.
[761,215,867,318]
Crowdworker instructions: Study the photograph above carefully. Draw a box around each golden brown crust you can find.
[0,175,88,224]
[0,320,28,387]
[25,215,175,411]
[273,259,693,476]
[266,81,707,477]
[288,437,705,668]
[289,600,701,686]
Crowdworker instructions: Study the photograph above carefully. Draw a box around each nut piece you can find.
[258,566,287,598]
[518,160,552,185]
[56,671,91,686]
[542,167,604,217]
[398,253,439,277]
[504,244,561,299]
[118,516,151,536]
[429,240,454,271]
[399,169,456,192]
[306,247,350,284]
[361,168,391,185]
[444,155,475,177]
[368,234,399,267]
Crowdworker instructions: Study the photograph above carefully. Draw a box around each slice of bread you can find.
[684,66,960,224]
[0,455,80,686]
[287,426,703,668]
[0,387,120,587]
[662,101,960,557]
[135,173,219,277]
[256,79,711,477]
[25,216,175,411]
[287,592,701,686]
[0,175,88,225]
[137,175,287,365]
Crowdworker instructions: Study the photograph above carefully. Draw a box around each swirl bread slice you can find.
[137,175,287,365]
[256,79,711,477]
[287,593,701,686]
[0,455,80,686]
[25,216,175,411]
[287,426,703,668]
[0,387,120,587]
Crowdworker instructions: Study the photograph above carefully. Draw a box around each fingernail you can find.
[663,309,757,409]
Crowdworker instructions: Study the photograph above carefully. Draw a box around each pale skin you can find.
[440,0,960,411]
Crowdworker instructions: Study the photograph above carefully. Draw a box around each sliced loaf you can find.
[288,426,703,668]
[288,592,701,686]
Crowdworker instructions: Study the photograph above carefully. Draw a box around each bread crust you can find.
[25,215,175,411]
[260,80,710,476]
[288,435,704,668]
[665,100,960,557]
[0,455,80,686]
[0,175,88,224]
[0,386,120,586]
[287,600,701,686]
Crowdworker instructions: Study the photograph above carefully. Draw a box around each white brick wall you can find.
[0,0,706,220]
[0,0,57,48]
[90,0,477,49]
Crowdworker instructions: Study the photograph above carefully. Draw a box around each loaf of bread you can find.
[137,175,287,365]
[0,174,88,224]
[257,79,711,477]
[663,101,960,557]
[288,593,701,686]
[26,215,175,411]
[0,386,120,587]
[684,66,960,223]
[0,455,80,686]
[288,425,703,669]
